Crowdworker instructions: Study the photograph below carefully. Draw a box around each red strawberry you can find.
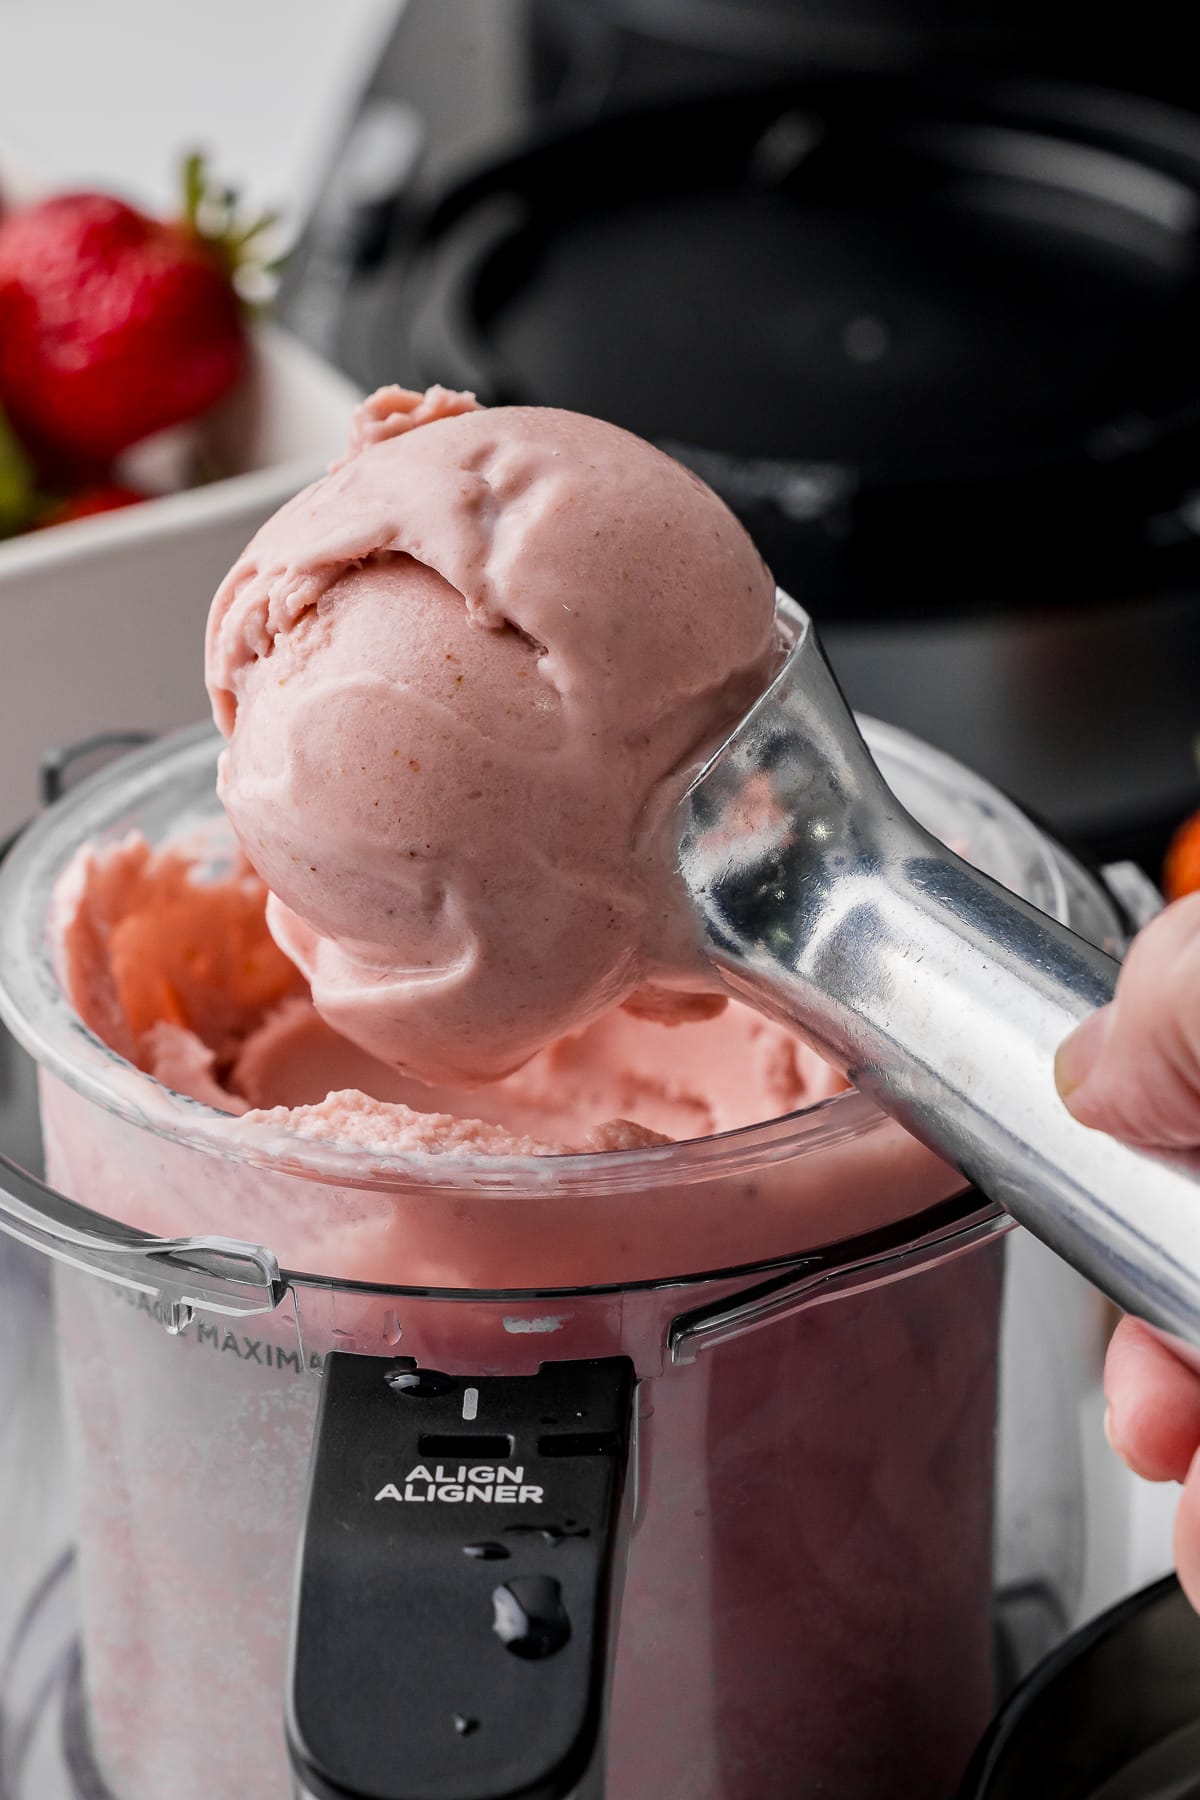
[0,155,272,466]
[1164,808,1200,902]
[36,483,146,529]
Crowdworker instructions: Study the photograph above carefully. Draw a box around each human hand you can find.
[1055,892,1200,1604]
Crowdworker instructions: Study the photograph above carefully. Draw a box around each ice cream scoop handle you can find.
[706,825,1200,1347]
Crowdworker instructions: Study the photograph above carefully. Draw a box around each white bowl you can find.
[0,324,361,836]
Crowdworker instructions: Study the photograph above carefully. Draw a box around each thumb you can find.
[1054,1002,1113,1102]
[1055,892,1200,1153]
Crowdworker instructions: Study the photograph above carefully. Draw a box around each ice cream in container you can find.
[0,390,1147,1799]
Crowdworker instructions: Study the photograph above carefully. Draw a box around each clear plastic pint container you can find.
[0,722,1128,1800]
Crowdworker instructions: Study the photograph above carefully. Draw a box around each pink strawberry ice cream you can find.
[55,832,846,1159]
[205,386,778,1087]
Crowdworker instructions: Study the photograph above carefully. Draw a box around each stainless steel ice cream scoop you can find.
[679,592,1200,1349]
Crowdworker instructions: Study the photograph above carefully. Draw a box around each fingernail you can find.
[1055,1005,1112,1102]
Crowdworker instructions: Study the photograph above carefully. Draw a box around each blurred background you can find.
[4,0,1200,873]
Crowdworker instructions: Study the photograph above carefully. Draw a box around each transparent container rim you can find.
[0,716,1071,1200]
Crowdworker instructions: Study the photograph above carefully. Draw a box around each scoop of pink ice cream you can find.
[206,388,778,1084]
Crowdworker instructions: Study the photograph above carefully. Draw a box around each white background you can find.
[0,0,402,229]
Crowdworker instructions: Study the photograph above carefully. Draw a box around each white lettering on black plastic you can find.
[375,1465,544,1505]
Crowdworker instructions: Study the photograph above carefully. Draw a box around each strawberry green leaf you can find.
[228,210,282,252]
[0,406,36,540]
[182,150,207,233]
[177,149,285,310]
